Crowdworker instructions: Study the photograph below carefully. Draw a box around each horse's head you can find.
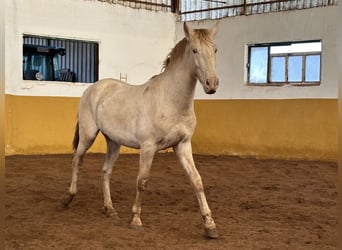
[184,22,219,94]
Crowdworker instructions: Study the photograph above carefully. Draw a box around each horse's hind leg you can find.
[102,137,120,217]
[130,144,156,230]
[61,124,99,207]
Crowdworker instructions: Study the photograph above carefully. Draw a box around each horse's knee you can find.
[102,167,112,177]
[193,176,204,192]
[137,178,149,191]
[72,153,84,168]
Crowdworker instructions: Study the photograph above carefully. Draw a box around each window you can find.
[179,0,337,21]
[23,35,99,83]
[247,40,322,86]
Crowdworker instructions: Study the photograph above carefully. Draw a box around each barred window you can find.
[23,35,99,83]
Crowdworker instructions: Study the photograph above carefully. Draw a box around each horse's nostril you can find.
[206,78,219,88]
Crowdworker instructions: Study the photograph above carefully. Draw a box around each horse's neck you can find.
[161,54,197,112]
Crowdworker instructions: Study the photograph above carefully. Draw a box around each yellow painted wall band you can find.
[5,95,337,161]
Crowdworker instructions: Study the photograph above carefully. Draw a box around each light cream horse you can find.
[62,22,220,239]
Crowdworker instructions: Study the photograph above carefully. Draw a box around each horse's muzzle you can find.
[205,77,219,94]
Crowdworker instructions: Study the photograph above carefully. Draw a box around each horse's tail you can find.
[72,120,79,152]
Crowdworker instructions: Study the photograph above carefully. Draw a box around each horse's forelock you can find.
[161,29,213,72]
[194,29,214,46]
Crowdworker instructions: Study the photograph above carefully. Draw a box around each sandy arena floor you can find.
[5,153,337,249]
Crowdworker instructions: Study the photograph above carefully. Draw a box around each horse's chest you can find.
[154,117,196,149]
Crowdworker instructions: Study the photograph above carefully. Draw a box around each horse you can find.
[61,22,220,239]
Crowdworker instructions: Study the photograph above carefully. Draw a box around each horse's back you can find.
[77,78,144,147]
[77,78,128,126]
[79,78,139,110]
[82,78,129,98]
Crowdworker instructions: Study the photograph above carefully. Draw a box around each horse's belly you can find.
[101,126,141,149]
[96,107,141,148]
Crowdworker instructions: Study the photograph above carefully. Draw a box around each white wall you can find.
[6,0,338,100]
[176,7,338,100]
[5,0,175,97]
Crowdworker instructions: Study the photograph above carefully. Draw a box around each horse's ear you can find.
[209,21,219,39]
[184,22,195,41]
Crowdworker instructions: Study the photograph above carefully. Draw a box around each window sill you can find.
[20,80,92,89]
[247,82,320,87]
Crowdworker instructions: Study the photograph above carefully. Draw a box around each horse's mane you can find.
[161,38,187,71]
[148,29,213,81]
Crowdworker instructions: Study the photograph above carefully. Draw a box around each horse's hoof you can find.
[106,210,118,218]
[205,228,219,239]
[61,193,75,207]
[104,207,119,218]
[129,223,144,232]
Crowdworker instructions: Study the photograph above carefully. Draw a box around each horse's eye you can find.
[214,48,218,53]
[192,48,198,54]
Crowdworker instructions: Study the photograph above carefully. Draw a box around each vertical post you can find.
[0,0,5,248]
[171,0,180,14]
[243,0,247,15]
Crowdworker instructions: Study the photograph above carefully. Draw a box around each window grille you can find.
[179,0,338,21]
[97,0,172,11]
[97,0,338,20]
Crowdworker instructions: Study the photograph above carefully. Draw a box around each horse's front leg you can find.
[130,144,156,230]
[174,141,218,239]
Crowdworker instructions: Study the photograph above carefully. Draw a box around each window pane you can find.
[288,56,302,82]
[305,55,320,82]
[249,47,268,83]
[271,57,285,82]
[270,41,322,54]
